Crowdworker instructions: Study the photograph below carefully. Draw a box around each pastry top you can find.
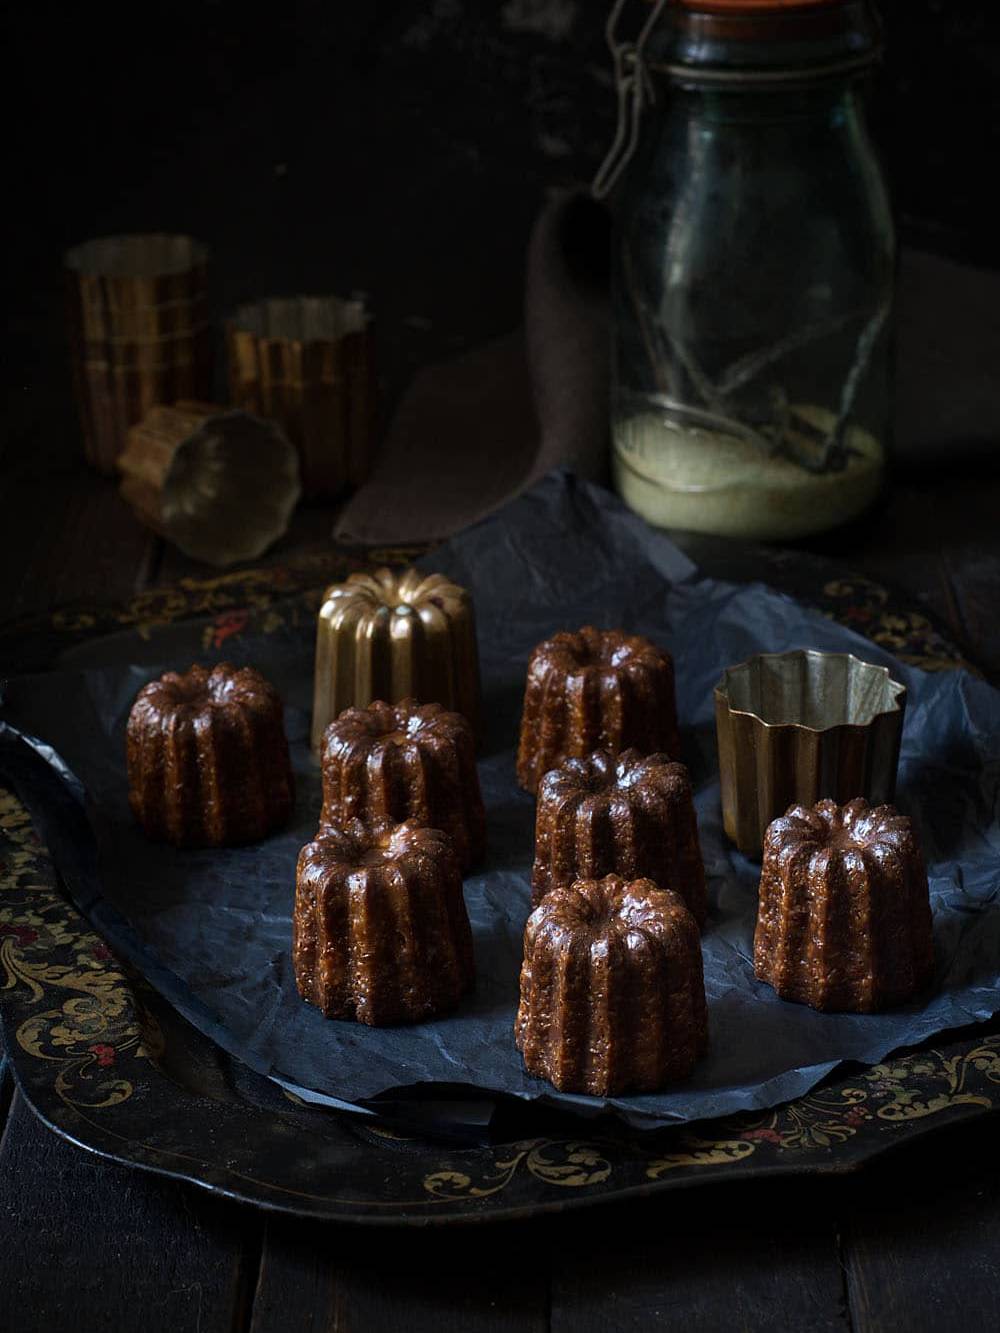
[517,626,680,793]
[537,747,691,809]
[323,697,473,764]
[527,626,672,684]
[297,816,456,880]
[765,797,919,869]
[129,662,283,724]
[525,874,699,960]
[319,567,471,629]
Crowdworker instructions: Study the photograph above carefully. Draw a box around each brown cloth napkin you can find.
[334,192,1000,545]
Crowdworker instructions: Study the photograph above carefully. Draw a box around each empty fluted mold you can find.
[118,401,301,566]
[65,234,212,473]
[227,294,375,500]
[311,567,482,751]
[714,649,906,857]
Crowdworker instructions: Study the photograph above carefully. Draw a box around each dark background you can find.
[4,8,1000,1327]
[6,0,1000,432]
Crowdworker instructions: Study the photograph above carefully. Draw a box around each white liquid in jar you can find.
[612,404,884,542]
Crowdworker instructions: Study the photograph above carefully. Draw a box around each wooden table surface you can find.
[5,2,1000,1322]
[2,401,1000,1331]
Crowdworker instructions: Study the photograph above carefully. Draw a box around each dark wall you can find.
[7,1,999,413]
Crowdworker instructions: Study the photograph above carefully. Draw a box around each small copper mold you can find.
[65,233,212,473]
[714,649,906,857]
[118,401,301,566]
[227,294,375,501]
[311,567,481,752]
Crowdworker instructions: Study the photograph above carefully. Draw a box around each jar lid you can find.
[648,0,881,82]
[675,1,845,10]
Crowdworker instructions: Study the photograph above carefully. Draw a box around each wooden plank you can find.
[0,348,159,625]
[0,1092,257,1333]
[842,1113,1000,1333]
[0,469,156,624]
[249,1215,548,1333]
[550,1182,848,1333]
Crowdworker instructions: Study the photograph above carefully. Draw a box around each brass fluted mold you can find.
[311,567,482,751]
[65,234,212,473]
[714,649,906,857]
[118,401,301,567]
[227,295,375,501]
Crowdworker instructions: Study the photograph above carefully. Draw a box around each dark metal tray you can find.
[2,540,996,1225]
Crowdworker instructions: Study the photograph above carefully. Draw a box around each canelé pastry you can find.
[311,567,481,752]
[531,749,706,923]
[515,874,708,1096]
[516,627,680,794]
[126,662,293,847]
[320,698,485,869]
[293,817,474,1025]
[754,798,934,1012]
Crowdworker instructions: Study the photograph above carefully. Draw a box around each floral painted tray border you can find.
[0,543,995,1223]
[3,742,999,1223]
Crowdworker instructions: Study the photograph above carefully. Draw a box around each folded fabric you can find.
[335,191,1000,544]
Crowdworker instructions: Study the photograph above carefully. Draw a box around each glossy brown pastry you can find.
[531,749,706,923]
[320,698,485,870]
[126,662,293,847]
[754,798,934,1012]
[293,817,474,1025]
[515,874,708,1096]
[516,627,680,794]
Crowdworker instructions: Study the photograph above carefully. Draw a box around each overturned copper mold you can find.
[118,401,301,566]
[311,567,482,752]
[714,649,906,857]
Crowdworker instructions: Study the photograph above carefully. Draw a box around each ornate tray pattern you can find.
[0,544,995,1224]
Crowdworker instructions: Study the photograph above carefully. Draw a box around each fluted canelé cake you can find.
[312,567,481,752]
[516,627,680,794]
[516,874,708,1096]
[754,798,934,1012]
[293,817,474,1025]
[126,662,293,846]
[531,748,706,922]
[320,698,485,870]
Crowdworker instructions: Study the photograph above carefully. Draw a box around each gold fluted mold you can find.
[714,649,906,857]
[118,400,301,567]
[226,295,375,501]
[312,568,482,751]
[65,233,212,474]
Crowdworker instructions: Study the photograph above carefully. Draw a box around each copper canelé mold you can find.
[311,567,482,751]
[714,649,906,857]
[117,401,301,567]
[227,294,375,502]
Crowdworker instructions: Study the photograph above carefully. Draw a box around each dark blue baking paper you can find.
[2,473,999,1130]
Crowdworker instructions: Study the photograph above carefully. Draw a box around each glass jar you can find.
[606,0,894,541]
